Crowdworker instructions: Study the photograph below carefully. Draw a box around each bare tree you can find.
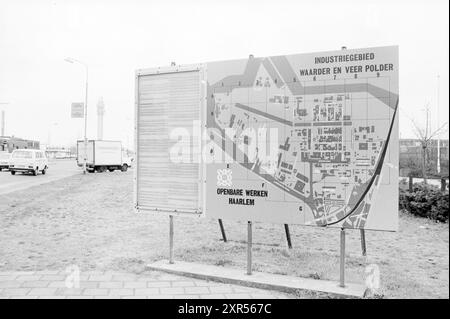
[410,104,448,184]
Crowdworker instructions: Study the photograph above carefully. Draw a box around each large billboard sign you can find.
[135,46,399,231]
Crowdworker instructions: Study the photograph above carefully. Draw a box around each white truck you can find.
[77,140,132,173]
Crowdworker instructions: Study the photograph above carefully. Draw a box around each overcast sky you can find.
[0,0,448,149]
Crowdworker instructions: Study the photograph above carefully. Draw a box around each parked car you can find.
[0,151,11,171]
[9,149,48,176]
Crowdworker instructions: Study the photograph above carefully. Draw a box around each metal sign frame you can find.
[134,64,207,217]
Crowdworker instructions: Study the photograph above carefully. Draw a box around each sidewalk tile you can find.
[35,270,60,275]
[10,271,35,276]
[28,288,58,296]
[112,274,137,281]
[66,295,94,299]
[80,281,100,289]
[123,281,147,289]
[11,295,39,299]
[200,294,225,299]
[88,274,113,281]
[0,281,22,289]
[147,295,174,299]
[109,288,133,296]
[156,274,181,281]
[173,294,200,299]
[184,287,210,294]
[233,286,256,293]
[121,296,147,299]
[99,281,123,289]
[134,288,159,296]
[147,281,171,288]
[136,276,159,282]
[83,288,108,296]
[0,275,17,281]
[15,275,42,281]
[56,288,83,296]
[21,281,50,288]
[48,281,68,288]
[1,288,30,296]
[194,281,215,287]
[82,271,105,276]
[172,281,195,287]
[39,296,66,299]
[40,275,67,281]
[209,286,234,294]
[160,287,185,295]
[250,293,278,299]
[224,293,252,299]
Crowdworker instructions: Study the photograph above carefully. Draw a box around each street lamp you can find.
[0,103,9,138]
[65,57,88,174]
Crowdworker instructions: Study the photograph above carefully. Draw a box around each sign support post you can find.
[284,224,292,249]
[169,215,174,264]
[339,228,346,287]
[360,229,367,256]
[218,219,227,242]
[65,58,88,175]
[247,221,252,275]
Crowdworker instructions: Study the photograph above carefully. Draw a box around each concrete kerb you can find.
[146,260,366,298]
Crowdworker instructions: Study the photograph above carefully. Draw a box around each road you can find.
[0,159,81,195]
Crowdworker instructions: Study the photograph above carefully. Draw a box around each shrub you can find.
[399,183,449,222]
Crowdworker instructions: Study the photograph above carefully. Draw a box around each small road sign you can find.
[71,102,84,118]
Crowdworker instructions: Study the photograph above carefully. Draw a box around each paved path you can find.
[0,159,80,195]
[0,270,294,299]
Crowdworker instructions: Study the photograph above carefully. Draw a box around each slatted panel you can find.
[137,70,201,213]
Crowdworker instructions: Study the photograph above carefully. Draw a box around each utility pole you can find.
[1,110,5,137]
[0,102,8,137]
[423,107,430,184]
[437,75,441,174]
[97,97,105,140]
[65,58,89,174]
[84,65,88,174]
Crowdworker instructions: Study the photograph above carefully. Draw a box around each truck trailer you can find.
[77,140,131,173]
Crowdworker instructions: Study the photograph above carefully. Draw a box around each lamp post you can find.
[437,75,441,174]
[65,57,88,174]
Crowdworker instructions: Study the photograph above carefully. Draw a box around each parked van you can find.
[9,149,48,176]
[0,151,11,171]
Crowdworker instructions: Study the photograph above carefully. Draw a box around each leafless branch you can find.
[428,122,449,141]
[411,118,426,141]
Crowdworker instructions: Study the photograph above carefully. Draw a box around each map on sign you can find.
[205,46,399,231]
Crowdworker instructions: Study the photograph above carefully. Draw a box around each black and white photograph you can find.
[0,0,448,307]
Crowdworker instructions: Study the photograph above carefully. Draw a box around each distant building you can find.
[399,139,449,177]
[0,136,40,153]
[45,146,73,159]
